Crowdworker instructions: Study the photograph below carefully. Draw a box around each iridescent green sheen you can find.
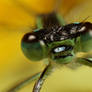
[21,41,46,61]
[80,31,92,52]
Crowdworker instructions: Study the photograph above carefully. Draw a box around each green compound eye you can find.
[21,32,46,61]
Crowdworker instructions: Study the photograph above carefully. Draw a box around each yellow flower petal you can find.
[0,0,92,92]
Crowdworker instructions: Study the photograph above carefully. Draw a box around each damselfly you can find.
[4,0,92,92]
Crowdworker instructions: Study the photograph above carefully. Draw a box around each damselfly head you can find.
[21,22,92,63]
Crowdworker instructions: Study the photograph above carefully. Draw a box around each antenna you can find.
[81,16,90,23]
[79,16,90,27]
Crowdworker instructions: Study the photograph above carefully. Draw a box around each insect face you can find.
[48,39,75,64]
[21,22,92,64]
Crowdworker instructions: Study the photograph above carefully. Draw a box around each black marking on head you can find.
[22,22,92,45]
[22,32,38,43]
[22,29,47,43]
[54,53,73,59]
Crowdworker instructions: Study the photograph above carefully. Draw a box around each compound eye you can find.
[21,32,45,61]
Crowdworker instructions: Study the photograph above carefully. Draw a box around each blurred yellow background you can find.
[0,0,92,92]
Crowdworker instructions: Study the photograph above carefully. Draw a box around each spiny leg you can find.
[33,62,53,92]
[7,72,41,92]
[83,58,92,63]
